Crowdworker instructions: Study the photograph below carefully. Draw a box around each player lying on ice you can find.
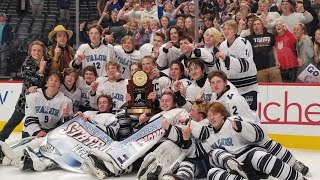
[163,102,308,180]
[81,91,189,179]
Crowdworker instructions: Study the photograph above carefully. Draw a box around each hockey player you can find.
[0,72,73,167]
[177,35,215,73]
[162,101,248,180]
[168,60,191,97]
[139,31,165,58]
[156,27,182,70]
[14,94,120,172]
[76,94,120,140]
[83,92,189,179]
[209,70,259,123]
[208,70,309,176]
[183,102,307,180]
[70,24,115,76]
[23,71,74,138]
[89,61,128,111]
[216,20,258,111]
[77,66,98,112]
[59,68,82,112]
[170,58,214,112]
[142,55,171,98]
[140,55,171,111]
[114,35,141,79]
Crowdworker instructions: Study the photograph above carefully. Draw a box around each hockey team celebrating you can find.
[0,1,314,179]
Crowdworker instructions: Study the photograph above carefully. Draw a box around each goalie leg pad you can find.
[17,146,56,171]
[137,140,186,180]
[0,141,15,165]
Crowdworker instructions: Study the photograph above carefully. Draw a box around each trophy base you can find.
[126,108,152,115]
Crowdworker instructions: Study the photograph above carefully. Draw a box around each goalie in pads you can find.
[137,140,186,180]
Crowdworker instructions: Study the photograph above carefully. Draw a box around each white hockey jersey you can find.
[114,45,141,79]
[90,79,128,111]
[59,84,82,112]
[170,77,191,94]
[186,118,265,158]
[148,108,189,125]
[177,48,215,74]
[139,43,157,58]
[186,78,213,102]
[23,89,73,136]
[210,85,260,124]
[218,36,258,95]
[70,43,115,77]
[76,78,92,111]
[152,76,172,99]
[156,43,182,70]
[83,111,120,140]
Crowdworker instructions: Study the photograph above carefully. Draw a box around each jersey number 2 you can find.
[232,106,238,115]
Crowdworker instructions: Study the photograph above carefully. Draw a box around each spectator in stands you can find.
[140,0,159,21]
[160,0,176,25]
[58,0,71,25]
[48,25,75,73]
[257,0,280,34]
[313,28,320,68]
[293,23,314,75]
[97,0,108,17]
[159,16,171,40]
[30,0,44,17]
[0,13,13,75]
[240,13,257,37]
[0,41,50,142]
[214,0,228,24]
[118,0,144,21]
[247,18,282,82]
[267,0,313,32]
[275,21,300,82]
[185,16,195,38]
[175,16,185,31]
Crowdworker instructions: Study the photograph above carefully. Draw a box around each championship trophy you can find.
[127,71,153,115]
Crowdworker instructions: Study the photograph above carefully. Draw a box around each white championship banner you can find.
[40,116,114,173]
[40,115,165,172]
[297,63,320,83]
[105,115,165,170]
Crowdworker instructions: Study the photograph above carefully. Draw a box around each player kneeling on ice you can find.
[161,102,247,180]
[0,92,120,172]
[140,102,214,180]
[81,91,189,180]
[0,72,73,169]
[179,102,308,180]
[208,70,309,176]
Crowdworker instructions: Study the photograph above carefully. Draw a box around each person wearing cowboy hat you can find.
[0,13,13,75]
[48,25,75,73]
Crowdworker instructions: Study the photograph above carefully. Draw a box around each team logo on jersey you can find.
[245,96,253,105]
[278,41,283,49]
